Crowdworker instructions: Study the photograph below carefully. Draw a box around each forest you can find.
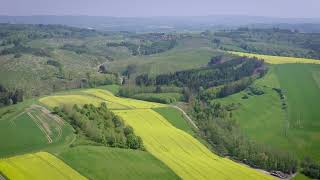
[210,28,320,59]
[53,102,144,150]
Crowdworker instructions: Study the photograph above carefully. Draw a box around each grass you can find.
[153,107,194,135]
[58,146,179,180]
[40,89,274,180]
[0,152,86,180]
[97,84,120,94]
[0,113,48,157]
[292,173,312,180]
[0,100,74,158]
[274,64,320,160]
[229,51,320,64]
[109,47,219,78]
[217,64,320,161]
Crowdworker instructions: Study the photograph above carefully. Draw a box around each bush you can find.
[247,85,264,95]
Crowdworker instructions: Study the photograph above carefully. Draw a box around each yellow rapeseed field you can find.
[84,89,166,109]
[0,152,87,180]
[229,51,320,64]
[40,89,166,109]
[39,89,275,179]
[114,109,275,180]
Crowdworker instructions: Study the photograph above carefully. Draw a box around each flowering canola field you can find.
[229,51,320,65]
[0,152,87,180]
[40,89,274,180]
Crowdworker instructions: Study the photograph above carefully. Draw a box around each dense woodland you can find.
[209,28,320,59]
[53,103,144,150]
[0,84,23,107]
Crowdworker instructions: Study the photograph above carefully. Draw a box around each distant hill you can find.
[1,15,320,32]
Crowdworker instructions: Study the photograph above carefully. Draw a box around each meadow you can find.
[229,51,320,64]
[0,101,74,158]
[0,152,86,180]
[40,88,275,180]
[153,107,194,135]
[58,146,179,180]
[217,63,320,161]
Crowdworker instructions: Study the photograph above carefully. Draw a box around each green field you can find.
[40,89,275,180]
[0,152,87,180]
[0,101,74,158]
[217,63,320,161]
[109,46,219,78]
[153,107,194,135]
[58,146,179,180]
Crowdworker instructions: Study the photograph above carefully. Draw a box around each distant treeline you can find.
[0,24,104,46]
[0,84,23,107]
[54,103,144,150]
[209,28,320,59]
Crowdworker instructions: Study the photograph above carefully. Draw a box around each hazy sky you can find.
[1,0,319,18]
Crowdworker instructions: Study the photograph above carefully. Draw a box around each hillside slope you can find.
[217,63,320,161]
[40,89,275,180]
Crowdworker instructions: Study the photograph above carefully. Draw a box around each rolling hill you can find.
[217,63,320,161]
[40,88,275,180]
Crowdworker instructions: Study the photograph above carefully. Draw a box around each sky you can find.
[1,0,319,18]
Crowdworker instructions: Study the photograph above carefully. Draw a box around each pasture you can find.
[58,146,179,180]
[217,64,320,161]
[153,107,194,135]
[0,152,86,180]
[229,51,320,64]
[0,102,73,158]
[40,89,274,180]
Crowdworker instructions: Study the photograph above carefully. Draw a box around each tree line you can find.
[136,56,265,91]
[53,103,144,150]
[190,100,298,174]
[210,28,320,59]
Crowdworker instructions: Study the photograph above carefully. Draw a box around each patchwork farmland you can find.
[40,89,275,180]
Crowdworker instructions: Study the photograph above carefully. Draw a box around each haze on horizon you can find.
[1,0,320,19]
